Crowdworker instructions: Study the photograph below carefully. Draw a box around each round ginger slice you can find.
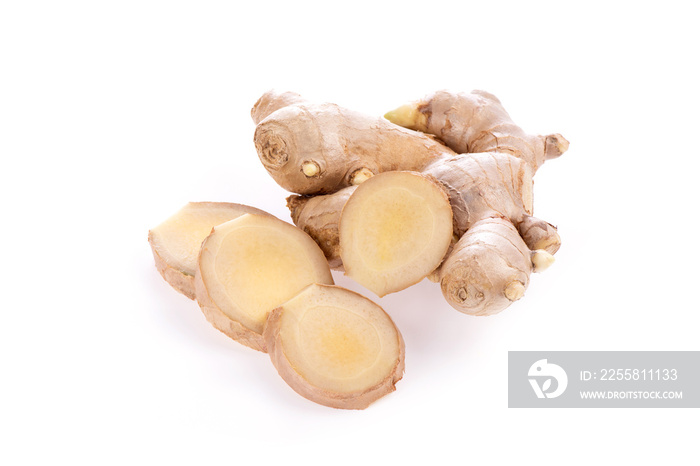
[264,284,405,410]
[194,214,334,352]
[339,171,454,297]
[148,202,270,299]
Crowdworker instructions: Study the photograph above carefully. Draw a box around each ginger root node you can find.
[531,250,556,272]
[504,281,526,302]
[302,161,321,177]
[349,167,374,185]
[545,133,570,159]
[457,287,468,302]
[255,130,289,168]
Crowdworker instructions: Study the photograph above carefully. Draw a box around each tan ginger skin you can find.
[276,90,567,315]
[251,90,306,126]
[423,152,557,315]
[252,91,457,195]
[287,186,356,269]
[384,89,569,174]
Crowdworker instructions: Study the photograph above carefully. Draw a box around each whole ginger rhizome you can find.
[149,89,568,408]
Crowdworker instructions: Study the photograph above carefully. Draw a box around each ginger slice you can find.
[148,202,269,299]
[264,284,405,410]
[194,214,333,352]
[339,171,453,297]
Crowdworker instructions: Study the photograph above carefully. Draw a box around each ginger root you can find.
[285,149,563,315]
[265,89,568,315]
[252,90,456,195]
[251,90,306,125]
[148,87,570,410]
[194,213,334,351]
[383,90,569,314]
[287,186,357,269]
[385,90,569,173]
[148,202,270,299]
[423,152,559,315]
[264,284,405,409]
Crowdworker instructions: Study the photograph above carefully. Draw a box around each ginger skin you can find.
[252,91,456,195]
[287,190,349,269]
[383,90,569,314]
[422,152,557,315]
[439,217,532,315]
[251,90,307,125]
[287,186,357,269]
[385,90,569,173]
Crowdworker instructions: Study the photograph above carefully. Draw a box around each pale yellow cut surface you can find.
[275,284,402,394]
[198,214,333,334]
[339,171,453,296]
[150,202,267,277]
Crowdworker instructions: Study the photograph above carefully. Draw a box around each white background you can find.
[2,1,698,464]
